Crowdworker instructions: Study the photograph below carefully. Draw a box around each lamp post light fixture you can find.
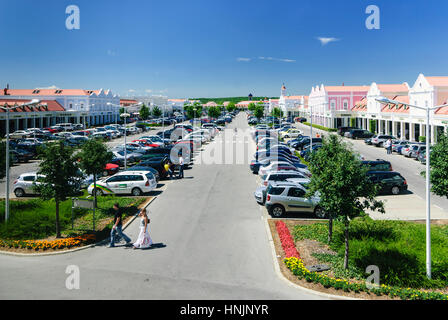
[376,96,448,279]
[1,99,41,223]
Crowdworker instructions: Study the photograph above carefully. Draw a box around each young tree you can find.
[207,106,221,119]
[247,103,256,112]
[34,141,82,238]
[185,103,202,120]
[254,104,265,120]
[306,134,384,269]
[271,107,284,118]
[425,133,448,199]
[77,139,113,208]
[152,106,162,118]
[226,102,236,113]
[139,104,150,120]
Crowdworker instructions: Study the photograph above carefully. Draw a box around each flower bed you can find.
[0,234,96,251]
[274,220,448,300]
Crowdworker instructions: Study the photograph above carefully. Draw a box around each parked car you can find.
[292,138,322,151]
[265,182,325,218]
[366,171,408,195]
[131,157,171,179]
[345,129,374,139]
[10,149,34,163]
[87,171,157,196]
[362,159,393,172]
[364,138,373,145]
[391,140,410,153]
[280,129,303,139]
[371,135,396,147]
[337,127,357,137]
[409,145,426,159]
[13,172,45,197]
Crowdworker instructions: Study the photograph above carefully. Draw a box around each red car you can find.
[44,127,58,134]
[132,139,160,148]
[103,163,119,176]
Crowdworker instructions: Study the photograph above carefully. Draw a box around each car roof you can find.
[269,181,307,189]
[116,171,149,175]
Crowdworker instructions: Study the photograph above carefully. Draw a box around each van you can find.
[87,171,157,196]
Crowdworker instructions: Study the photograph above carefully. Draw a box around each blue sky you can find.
[1,0,447,98]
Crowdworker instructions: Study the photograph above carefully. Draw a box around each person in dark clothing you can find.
[108,203,132,247]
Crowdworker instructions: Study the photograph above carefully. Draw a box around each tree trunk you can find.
[344,218,350,270]
[55,199,61,238]
[93,173,97,208]
[328,215,333,243]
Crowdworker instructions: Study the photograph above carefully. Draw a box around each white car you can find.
[280,129,303,139]
[87,171,157,196]
[141,135,165,146]
[258,162,311,177]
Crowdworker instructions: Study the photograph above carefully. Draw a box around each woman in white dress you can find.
[133,208,153,249]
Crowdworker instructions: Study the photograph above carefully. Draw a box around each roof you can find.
[351,97,368,111]
[425,76,448,87]
[376,83,409,92]
[284,95,306,100]
[0,99,65,112]
[324,85,370,92]
[435,99,448,115]
[380,95,410,114]
[1,89,99,96]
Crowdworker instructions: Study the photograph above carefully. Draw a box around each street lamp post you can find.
[120,112,130,170]
[1,99,40,223]
[376,96,448,279]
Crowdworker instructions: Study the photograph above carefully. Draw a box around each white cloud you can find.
[236,57,251,62]
[145,89,152,93]
[317,37,339,46]
[107,49,117,56]
[128,89,136,93]
[259,56,295,63]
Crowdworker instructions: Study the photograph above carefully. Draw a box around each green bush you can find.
[302,122,337,132]
[419,136,426,143]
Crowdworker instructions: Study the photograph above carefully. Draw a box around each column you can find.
[379,120,384,134]
[431,125,436,144]
[409,123,415,142]
[400,122,405,140]
[392,121,397,137]
[419,123,424,141]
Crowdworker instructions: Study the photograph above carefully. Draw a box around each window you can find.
[343,101,348,109]
[267,186,285,195]
[23,176,35,182]
[288,187,306,198]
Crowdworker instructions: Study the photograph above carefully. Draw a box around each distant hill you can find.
[192,97,279,105]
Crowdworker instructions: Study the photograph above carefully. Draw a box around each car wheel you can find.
[314,206,327,219]
[103,170,109,177]
[14,188,25,198]
[132,188,143,196]
[391,186,401,195]
[95,188,103,196]
[269,205,285,218]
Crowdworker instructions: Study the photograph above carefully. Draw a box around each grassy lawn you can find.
[292,217,448,289]
[0,191,146,240]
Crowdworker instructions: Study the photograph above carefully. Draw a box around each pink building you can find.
[308,84,369,128]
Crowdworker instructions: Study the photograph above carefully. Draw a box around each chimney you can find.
[342,82,345,86]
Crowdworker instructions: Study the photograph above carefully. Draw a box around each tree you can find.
[306,134,384,269]
[119,107,126,115]
[207,106,221,119]
[425,133,448,199]
[139,104,150,120]
[254,104,265,120]
[152,106,162,118]
[34,141,83,238]
[271,107,284,118]
[77,139,113,209]
[226,102,236,113]
[185,102,202,120]
[247,103,256,112]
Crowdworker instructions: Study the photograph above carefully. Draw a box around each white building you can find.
[277,84,305,117]
[0,87,121,127]
[134,95,171,115]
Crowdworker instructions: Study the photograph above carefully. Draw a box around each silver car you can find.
[13,172,44,197]
[265,182,325,218]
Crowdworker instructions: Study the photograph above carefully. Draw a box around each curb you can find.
[0,197,156,257]
[262,216,360,300]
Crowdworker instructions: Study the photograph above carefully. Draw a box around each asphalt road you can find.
[294,122,448,216]
[0,113,324,300]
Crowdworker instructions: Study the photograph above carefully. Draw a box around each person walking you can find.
[133,208,152,249]
[108,203,132,248]
[385,138,392,155]
[164,161,174,179]
[178,154,184,179]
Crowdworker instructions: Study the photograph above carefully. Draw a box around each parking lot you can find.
[0,121,188,199]
[294,122,448,220]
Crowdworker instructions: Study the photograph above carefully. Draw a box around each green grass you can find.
[0,191,145,240]
[293,217,448,289]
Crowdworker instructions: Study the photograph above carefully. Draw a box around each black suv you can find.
[367,171,408,195]
[362,159,393,172]
[337,126,357,136]
[345,129,374,140]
